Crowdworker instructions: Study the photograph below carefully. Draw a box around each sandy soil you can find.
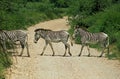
[6,17,120,79]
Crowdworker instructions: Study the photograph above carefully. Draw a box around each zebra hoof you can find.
[63,55,66,57]
[99,55,102,57]
[18,54,22,56]
[69,53,72,56]
[40,54,43,56]
[52,54,55,56]
[88,54,90,57]
[78,54,81,57]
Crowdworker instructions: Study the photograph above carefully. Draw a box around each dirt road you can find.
[7,17,120,79]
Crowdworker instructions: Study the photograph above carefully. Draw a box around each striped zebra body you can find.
[0,30,30,57]
[73,27,109,57]
[34,28,72,56]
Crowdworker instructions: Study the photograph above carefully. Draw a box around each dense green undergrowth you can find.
[0,1,67,30]
[0,52,12,79]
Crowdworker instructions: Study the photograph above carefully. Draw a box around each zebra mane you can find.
[75,25,89,32]
[34,28,52,32]
[80,27,89,32]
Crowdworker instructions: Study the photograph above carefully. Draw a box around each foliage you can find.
[0,52,12,79]
[50,0,71,8]
[0,0,66,30]
[67,0,119,26]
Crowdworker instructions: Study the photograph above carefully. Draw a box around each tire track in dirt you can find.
[7,17,120,79]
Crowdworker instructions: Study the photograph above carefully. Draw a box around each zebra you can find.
[0,30,30,57]
[34,28,73,56]
[72,26,109,57]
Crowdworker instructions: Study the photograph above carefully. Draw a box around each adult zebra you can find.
[34,28,73,56]
[72,26,109,57]
[0,30,30,57]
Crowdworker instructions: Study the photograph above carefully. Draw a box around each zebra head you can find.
[34,29,41,43]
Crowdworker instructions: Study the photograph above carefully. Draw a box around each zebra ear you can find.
[74,25,79,29]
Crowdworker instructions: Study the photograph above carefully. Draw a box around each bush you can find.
[0,1,66,30]
[67,0,119,28]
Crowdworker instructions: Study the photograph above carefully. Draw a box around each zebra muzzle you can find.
[34,40,37,43]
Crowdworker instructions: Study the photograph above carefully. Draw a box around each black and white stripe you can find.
[34,28,72,56]
[0,30,30,57]
[73,26,109,57]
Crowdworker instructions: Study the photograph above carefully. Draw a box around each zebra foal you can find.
[0,30,30,57]
[34,28,72,56]
[73,26,109,57]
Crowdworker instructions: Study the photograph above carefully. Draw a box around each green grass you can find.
[0,2,67,30]
[0,52,12,79]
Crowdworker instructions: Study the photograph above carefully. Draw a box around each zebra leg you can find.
[41,41,48,56]
[49,42,55,56]
[78,44,84,56]
[63,45,67,56]
[67,43,72,56]
[26,42,30,57]
[87,45,90,57]
[19,41,25,56]
[19,45,24,56]
[63,42,72,56]
[99,47,105,57]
